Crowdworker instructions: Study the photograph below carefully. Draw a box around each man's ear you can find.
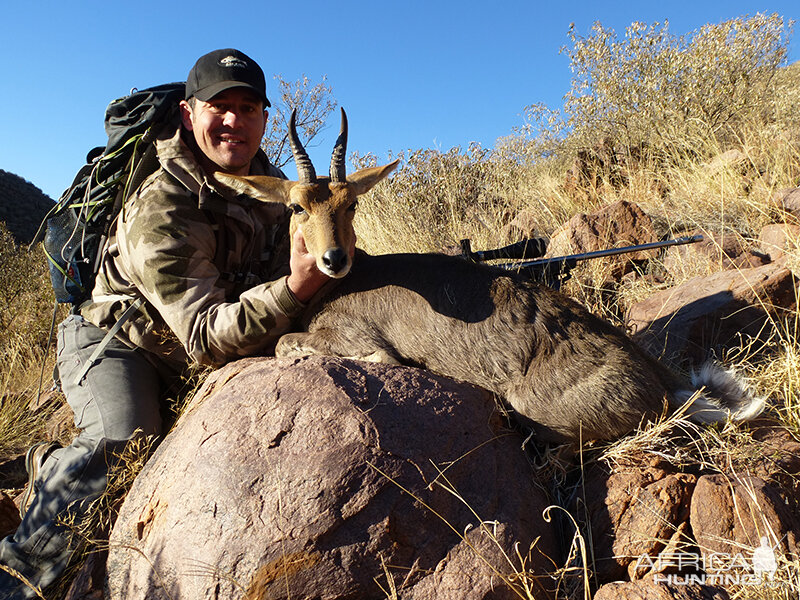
[261,109,268,137]
[180,100,194,131]
[214,173,297,205]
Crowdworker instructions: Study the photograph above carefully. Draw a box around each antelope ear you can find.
[214,172,297,205]
[347,160,399,196]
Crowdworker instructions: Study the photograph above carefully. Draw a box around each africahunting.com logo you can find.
[635,537,782,587]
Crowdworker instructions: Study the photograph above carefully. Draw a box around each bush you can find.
[0,224,62,454]
[352,144,526,254]
[0,224,60,392]
[351,14,799,257]
[561,13,793,157]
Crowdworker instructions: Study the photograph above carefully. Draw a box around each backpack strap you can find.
[72,297,144,386]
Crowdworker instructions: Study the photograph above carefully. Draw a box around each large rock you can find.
[690,474,800,559]
[107,356,559,599]
[627,258,798,363]
[545,200,658,282]
[770,187,800,223]
[546,200,657,257]
[759,223,800,260]
[581,465,697,582]
[594,580,730,600]
[702,149,747,177]
[749,421,800,495]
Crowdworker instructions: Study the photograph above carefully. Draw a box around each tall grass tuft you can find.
[0,11,798,599]
[0,224,63,456]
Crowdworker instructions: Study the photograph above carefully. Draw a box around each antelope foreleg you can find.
[275,331,401,365]
[275,332,326,358]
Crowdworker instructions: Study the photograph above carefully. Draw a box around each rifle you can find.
[461,234,704,289]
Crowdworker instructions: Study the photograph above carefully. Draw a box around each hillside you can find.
[0,169,54,245]
[0,13,798,600]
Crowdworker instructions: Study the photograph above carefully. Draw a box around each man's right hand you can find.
[287,228,331,303]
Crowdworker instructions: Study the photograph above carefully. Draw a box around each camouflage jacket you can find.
[80,122,303,371]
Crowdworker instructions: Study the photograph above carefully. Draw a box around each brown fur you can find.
[217,157,762,444]
[216,163,398,278]
[277,250,744,442]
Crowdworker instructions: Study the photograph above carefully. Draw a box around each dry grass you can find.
[346,16,800,598]
[0,12,799,599]
[47,435,157,599]
[0,224,64,457]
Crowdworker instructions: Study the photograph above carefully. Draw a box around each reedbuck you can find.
[217,109,764,443]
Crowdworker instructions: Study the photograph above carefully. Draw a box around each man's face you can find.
[181,88,267,176]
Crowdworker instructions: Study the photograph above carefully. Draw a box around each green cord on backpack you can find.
[34,82,186,306]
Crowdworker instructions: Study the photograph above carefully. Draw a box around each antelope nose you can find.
[322,248,349,275]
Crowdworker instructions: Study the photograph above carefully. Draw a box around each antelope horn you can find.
[288,109,316,183]
[329,108,348,183]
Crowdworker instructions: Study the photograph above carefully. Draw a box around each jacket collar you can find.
[155,123,287,221]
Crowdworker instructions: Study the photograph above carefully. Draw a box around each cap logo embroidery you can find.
[219,56,247,69]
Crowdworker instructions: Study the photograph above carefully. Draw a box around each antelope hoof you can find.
[275,334,321,358]
[346,350,402,365]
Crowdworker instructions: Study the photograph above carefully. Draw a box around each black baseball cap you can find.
[185,48,270,107]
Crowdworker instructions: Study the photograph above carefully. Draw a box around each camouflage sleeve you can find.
[115,176,304,366]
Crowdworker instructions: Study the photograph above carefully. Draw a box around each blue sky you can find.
[1,0,798,200]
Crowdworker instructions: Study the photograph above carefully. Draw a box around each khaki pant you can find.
[0,314,168,598]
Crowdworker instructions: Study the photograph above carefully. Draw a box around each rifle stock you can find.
[459,237,548,262]
[474,234,704,288]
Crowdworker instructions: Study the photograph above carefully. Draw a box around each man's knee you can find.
[56,316,164,442]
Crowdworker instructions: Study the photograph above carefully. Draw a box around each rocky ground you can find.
[1,191,799,599]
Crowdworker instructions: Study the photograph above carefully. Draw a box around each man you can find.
[0,48,330,598]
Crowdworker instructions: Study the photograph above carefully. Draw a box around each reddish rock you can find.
[581,422,800,593]
[771,187,800,222]
[627,258,798,363]
[690,474,800,560]
[749,421,800,490]
[107,356,559,600]
[546,200,657,257]
[503,208,544,240]
[702,149,747,176]
[759,223,800,260]
[594,580,730,599]
[0,491,20,538]
[581,465,697,582]
[545,200,658,281]
[565,138,626,194]
[662,230,769,276]
[63,550,106,600]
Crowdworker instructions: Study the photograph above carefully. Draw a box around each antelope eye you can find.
[289,203,306,215]
[347,201,358,212]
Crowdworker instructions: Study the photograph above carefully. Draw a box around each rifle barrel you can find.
[496,234,704,271]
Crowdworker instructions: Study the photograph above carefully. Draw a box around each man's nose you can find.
[222,110,242,127]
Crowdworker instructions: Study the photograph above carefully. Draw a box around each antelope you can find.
[216,109,764,443]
